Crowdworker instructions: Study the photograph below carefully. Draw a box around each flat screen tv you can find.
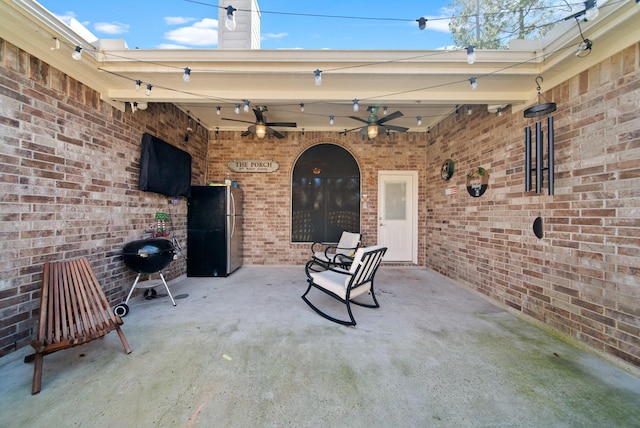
[138,133,192,197]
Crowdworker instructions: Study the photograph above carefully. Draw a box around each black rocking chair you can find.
[302,245,387,326]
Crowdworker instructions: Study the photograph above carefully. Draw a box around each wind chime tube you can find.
[548,116,555,195]
[536,121,543,194]
[525,126,532,191]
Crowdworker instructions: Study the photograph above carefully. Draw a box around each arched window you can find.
[292,144,360,242]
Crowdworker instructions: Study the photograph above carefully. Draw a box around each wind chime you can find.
[524,76,556,238]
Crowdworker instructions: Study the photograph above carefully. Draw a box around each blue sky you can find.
[38,0,455,50]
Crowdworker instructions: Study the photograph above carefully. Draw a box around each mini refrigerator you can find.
[187,186,243,277]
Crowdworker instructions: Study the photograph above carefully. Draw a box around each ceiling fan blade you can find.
[222,117,256,125]
[376,110,404,124]
[266,122,297,128]
[241,130,252,137]
[344,125,365,133]
[348,116,370,124]
[382,124,409,133]
[269,127,286,139]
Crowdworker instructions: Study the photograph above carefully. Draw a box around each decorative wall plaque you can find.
[466,167,489,197]
[228,160,279,173]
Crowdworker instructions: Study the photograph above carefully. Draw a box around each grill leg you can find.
[124,273,142,305]
[159,272,176,306]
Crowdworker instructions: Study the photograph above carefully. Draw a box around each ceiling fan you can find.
[346,106,409,139]
[222,106,296,139]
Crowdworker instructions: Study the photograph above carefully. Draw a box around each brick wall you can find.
[424,44,640,368]
[0,39,207,356]
[207,131,428,265]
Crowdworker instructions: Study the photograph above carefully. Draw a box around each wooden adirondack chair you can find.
[26,257,132,394]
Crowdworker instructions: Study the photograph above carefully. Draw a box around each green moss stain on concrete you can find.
[471,312,640,426]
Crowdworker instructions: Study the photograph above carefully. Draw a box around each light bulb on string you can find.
[135,80,141,91]
[585,0,599,21]
[469,77,478,90]
[243,100,250,113]
[216,106,221,115]
[416,17,427,30]
[353,99,359,112]
[329,115,334,126]
[314,69,322,86]
[466,46,476,64]
[417,116,422,126]
[183,67,191,83]
[299,103,304,112]
[383,106,388,115]
[235,104,240,114]
[72,46,82,60]
[225,6,237,31]
[145,84,152,96]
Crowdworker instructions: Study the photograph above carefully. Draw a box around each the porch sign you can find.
[228,160,279,173]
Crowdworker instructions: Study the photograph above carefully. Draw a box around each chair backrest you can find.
[344,245,387,288]
[336,231,361,256]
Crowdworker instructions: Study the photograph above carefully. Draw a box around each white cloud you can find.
[261,32,288,40]
[164,18,218,47]
[94,22,130,35]
[423,16,450,33]
[164,16,196,26]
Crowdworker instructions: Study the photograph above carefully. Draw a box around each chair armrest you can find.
[311,241,330,253]
[305,258,352,280]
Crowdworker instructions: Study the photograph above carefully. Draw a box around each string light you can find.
[216,106,221,115]
[183,67,191,83]
[243,100,250,113]
[235,104,240,114]
[497,107,503,117]
[225,6,237,31]
[468,105,473,115]
[469,77,478,90]
[383,106,388,115]
[417,116,422,126]
[314,69,322,86]
[72,46,82,60]
[299,103,305,112]
[145,83,152,96]
[585,0,599,21]
[353,99,359,112]
[135,80,141,91]
[416,17,427,30]
[329,115,334,125]
[466,46,476,64]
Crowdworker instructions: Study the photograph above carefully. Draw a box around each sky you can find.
[37,0,456,50]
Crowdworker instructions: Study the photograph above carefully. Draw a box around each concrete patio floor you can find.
[1,265,639,427]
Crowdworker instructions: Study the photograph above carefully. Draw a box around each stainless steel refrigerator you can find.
[187,186,243,277]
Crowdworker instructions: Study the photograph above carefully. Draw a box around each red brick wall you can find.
[0,39,207,356]
[425,44,640,368]
[206,131,428,265]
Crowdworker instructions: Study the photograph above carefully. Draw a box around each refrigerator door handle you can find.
[229,190,236,238]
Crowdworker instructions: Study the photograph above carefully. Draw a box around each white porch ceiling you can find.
[1,0,638,136]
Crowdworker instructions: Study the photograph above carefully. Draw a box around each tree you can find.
[448,0,559,49]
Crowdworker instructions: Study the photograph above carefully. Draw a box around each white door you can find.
[378,171,418,263]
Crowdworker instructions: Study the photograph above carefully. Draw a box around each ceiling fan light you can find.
[255,124,267,138]
[367,125,378,139]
